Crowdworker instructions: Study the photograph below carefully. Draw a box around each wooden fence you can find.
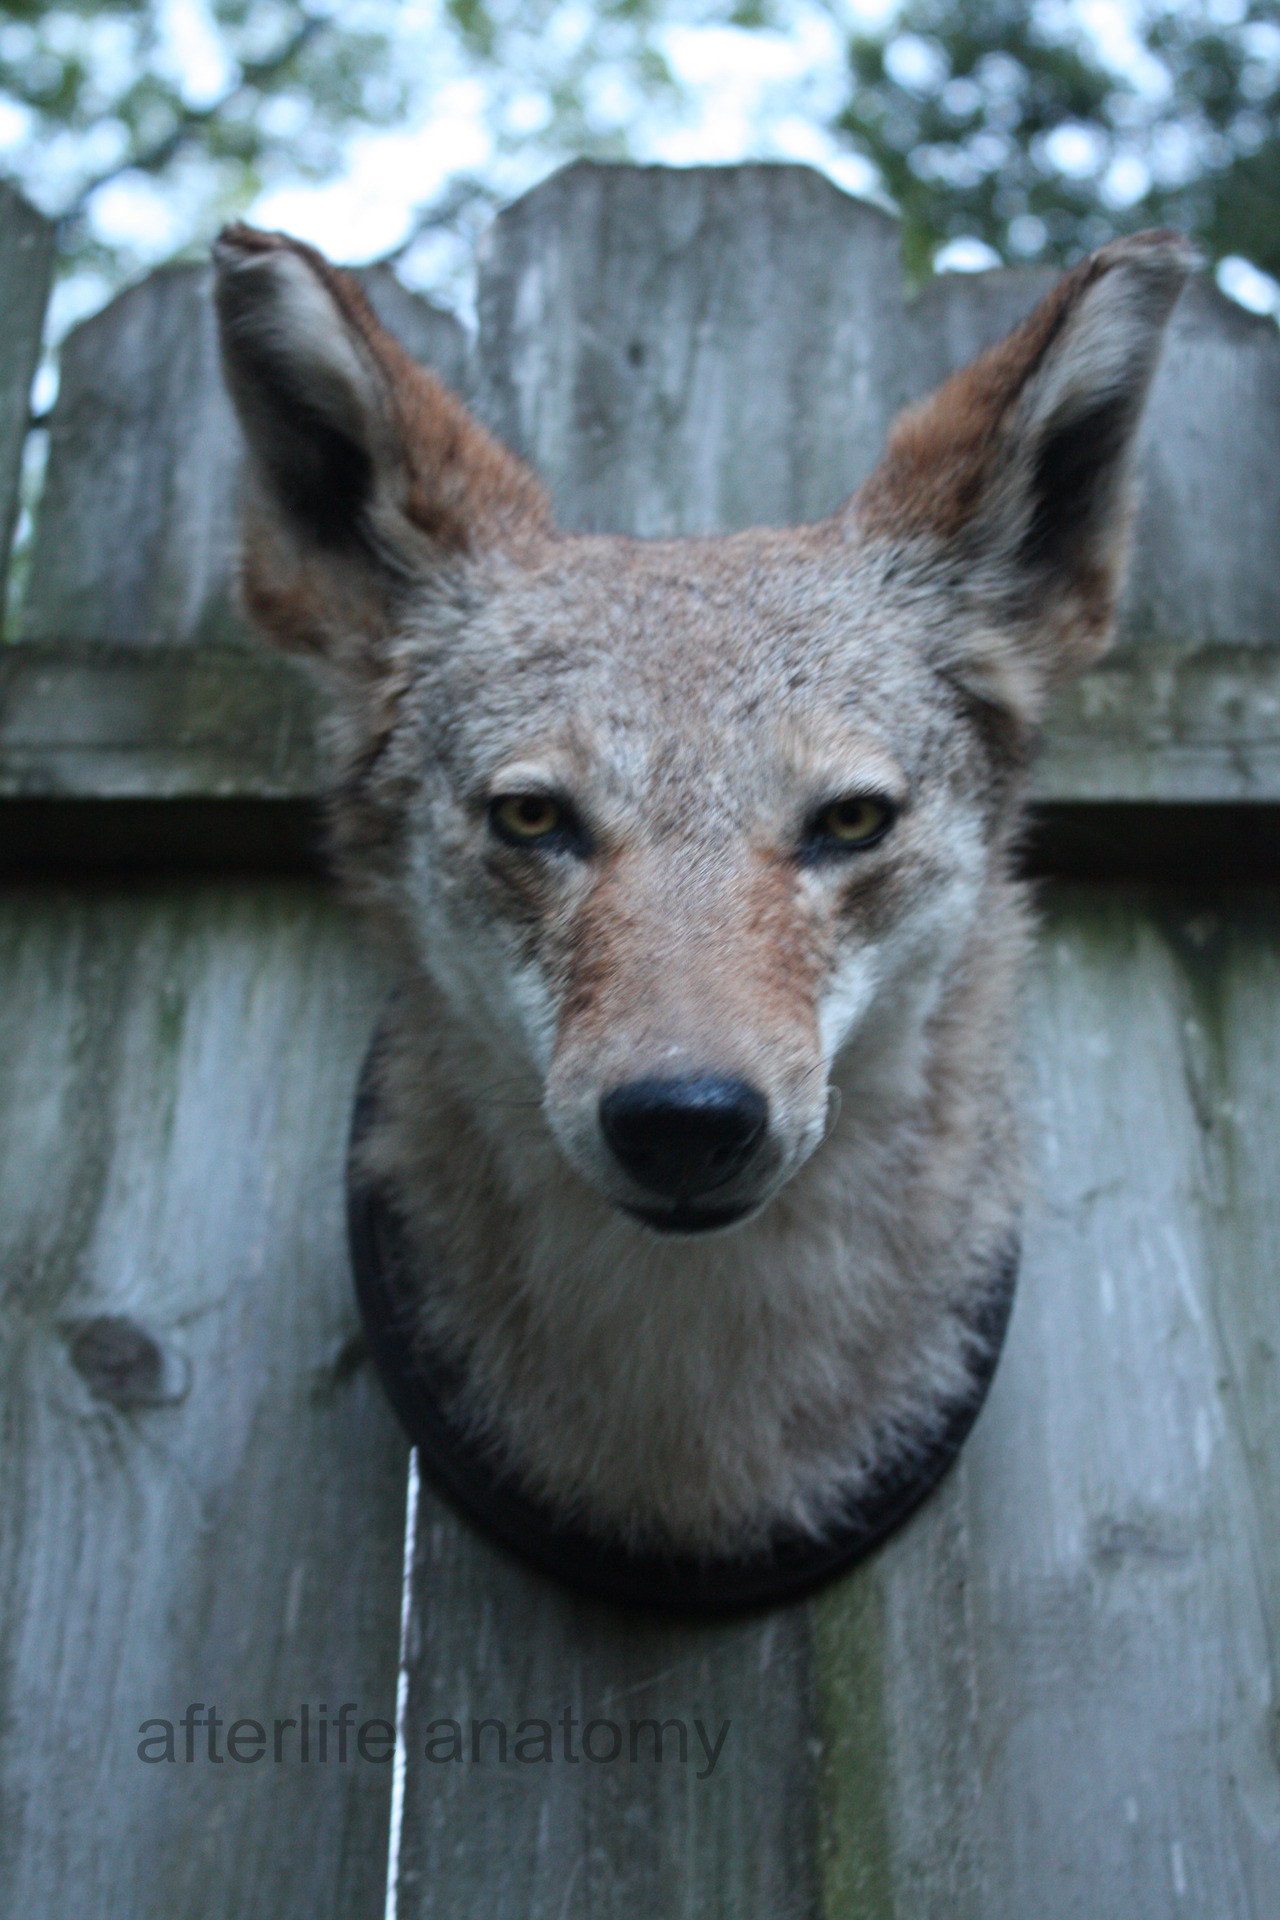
[1,160,1279,1918]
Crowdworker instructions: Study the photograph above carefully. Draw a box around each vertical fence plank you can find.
[1163,893,1280,1883]
[815,1473,982,1920]
[398,1519,817,1919]
[814,888,1280,1917]
[0,182,55,616]
[23,265,245,648]
[475,159,911,535]
[0,885,406,1918]
[20,264,468,648]
[1120,281,1280,656]
[973,891,1280,1916]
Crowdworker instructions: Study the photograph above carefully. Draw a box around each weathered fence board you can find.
[397,1508,816,1918]
[0,884,405,1918]
[475,160,911,535]
[0,638,320,800]
[1122,280,1280,659]
[23,265,248,651]
[0,182,55,614]
[813,888,1280,1918]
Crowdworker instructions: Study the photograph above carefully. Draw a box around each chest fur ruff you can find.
[355,973,1021,1556]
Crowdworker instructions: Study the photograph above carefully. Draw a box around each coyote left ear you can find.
[855,231,1196,718]
[214,224,551,660]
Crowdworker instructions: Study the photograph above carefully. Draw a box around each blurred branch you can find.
[55,12,327,232]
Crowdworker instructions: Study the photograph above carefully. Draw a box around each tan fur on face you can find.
[216,221,1192,1552]
[544,836,827,1211]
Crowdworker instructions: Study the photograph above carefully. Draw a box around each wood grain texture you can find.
[814,886,1280,1917]
[1036,641,1280,802]
[19,264,468,649]
[21,266,247,650]
[396,1503,817,1919]
[1121,281,1280,658]
[0,182,54,617]
[0,638,321,799]
[0,884,406,1917]
[475,159,911,535]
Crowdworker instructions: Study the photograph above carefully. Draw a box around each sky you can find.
[241,0,1143,286]
[7,0,1280,342]
[82,1,905,301]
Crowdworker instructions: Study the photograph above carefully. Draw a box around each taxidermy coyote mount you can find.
[215,216,1191,1558]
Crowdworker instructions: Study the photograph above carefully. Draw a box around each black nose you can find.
[598,1076,769,1199]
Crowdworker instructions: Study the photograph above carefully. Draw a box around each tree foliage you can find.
[0,0,713,285]
[1,0,1277,299]
[836,0,1280,280]
[0,3,405,260]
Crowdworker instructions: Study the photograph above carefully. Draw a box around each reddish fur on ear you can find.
[857,252,1109,545]
[850,230,1194,708]
[217,222,553,561]
[238,515,390,661]
[859,232,1193,549]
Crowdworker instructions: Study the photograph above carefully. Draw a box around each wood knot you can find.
[64,1315,191,1409]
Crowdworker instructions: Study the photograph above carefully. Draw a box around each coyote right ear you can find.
[855,231,1196,719]
[214,224,551,659]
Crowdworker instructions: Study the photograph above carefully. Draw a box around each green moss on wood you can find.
[813,1567,896,1920]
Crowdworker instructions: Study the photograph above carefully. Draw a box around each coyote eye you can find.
[810,795,896,853]
[490,793,570,846]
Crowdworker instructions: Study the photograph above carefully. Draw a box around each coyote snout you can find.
[215,209,1193,1555]
[540,821,836,1230]
[598,1076,770,1227]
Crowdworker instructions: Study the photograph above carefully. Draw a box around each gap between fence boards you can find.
[0,798,1277,883]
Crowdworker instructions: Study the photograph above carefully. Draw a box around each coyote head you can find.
[215,222,1190,1240]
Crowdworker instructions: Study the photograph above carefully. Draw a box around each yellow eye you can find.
[491,793,563,843]
[820,797,892,847]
